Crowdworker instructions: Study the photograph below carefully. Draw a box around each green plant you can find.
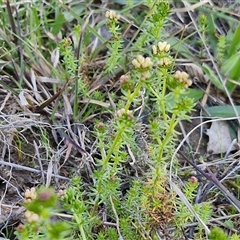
[202,22,240,94]
[62,177,101,240]
[198,13,240,94]
[2,1,240,239]
[17,1,197,238]
[104,10,124,74]
[15,187,70,240]
[13,1,195,239]
[82,3,196,237]
[208,227,240,240]
[166,2,240,95]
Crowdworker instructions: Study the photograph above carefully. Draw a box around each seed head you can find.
[132,55,152,69]
[157,57,172,67]
[105,10,120,21]
[25,210,39,223]
[152,41,171,55]
[174,70,192,88]
[157,41,171,52]
[24,187,37,203]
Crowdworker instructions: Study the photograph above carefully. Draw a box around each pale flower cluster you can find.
[25,210,39,223]
[119,74,129,85]
[116,108,133,119]
[132,55,152,69]
[24,187,37,203]
[57,189,67,199]
[174,70,192,87]
[141,71,151,80]
[152,41,171,54]
[105,10,120,21]
[157,57,172,67]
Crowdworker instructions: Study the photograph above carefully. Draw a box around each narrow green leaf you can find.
[205,105,240,118]
[186,89,204,102]
[51,13,66,35]
[202,63,224,91]
[228,23,240,57]
[206,14,218,56]
[60,3,105,43]
[221,52,240,93]
[63,5,85,22]
[222,52,240,79]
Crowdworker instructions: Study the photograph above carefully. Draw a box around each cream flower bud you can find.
[136,55,145,65]
[116,108,125,118]
[145,57,153,67]
[158,57,172,67]
[132,55,152,69]
[158,41,166,52]
[24,187,37,203]
[105,10,119,21]
[132,59,141,68]
[119,75,129,85]
[186,79,193,87]
[25,210,39,223]
[174,70,181,78]
[182,72,189,79]
[116,108,133,119]
[152,45,157,55]
[157,41,170,52]
[141,71,151,80]
[174,70,192,87]
[142,57,152,68]
[164,43,171,52]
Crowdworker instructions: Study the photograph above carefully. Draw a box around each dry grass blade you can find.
[80,98,110,108]
[0,160,70,181]
[33,80,72,113]
[46,159,53,188]
[178,151,240,213]
[5,0,17,45]
[171,0,211,13]
[52,123,87,155]
[34,140,45,184]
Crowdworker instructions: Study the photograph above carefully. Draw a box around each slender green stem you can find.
[103,80,143,166]
[157,114,179,164]
[102,127,124,167]
[123,1,157,52]
[79,225,87,240]
[148,82,167,121]
[153,115,180,193]
[74,213,87,240]
[124,80,143,112]
[161,70,168,122]
[147,84,162,101]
